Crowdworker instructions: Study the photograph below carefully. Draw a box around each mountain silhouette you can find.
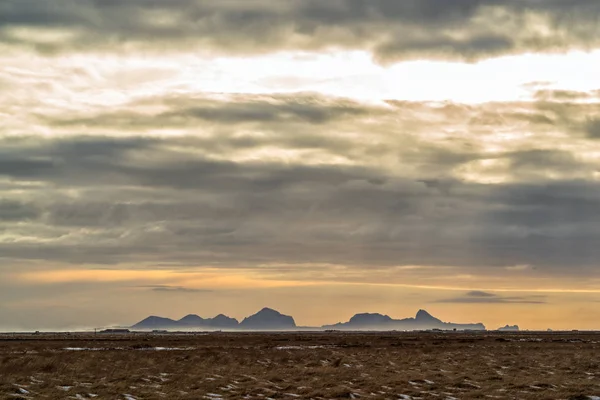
[323,310,485,331]
[178,314,206,326]
[210,314,239,328]
[415,309,442,324]
[131,316,180,330]
[132,313,239,330]
[347,313,394,327]
[239,308,296,330]
[497,324,520,332]
[130,308,486,331]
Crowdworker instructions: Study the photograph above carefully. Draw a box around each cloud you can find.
[437,291,547,304]
[1,1,600,61]
[505,264,531,271]
[464,290,496,297]
[534,89,594,102]
[1,138,600,270]
[142,285,213,294]
[0,199,39,222]
[585,118,600,139]
[2,92,600,273]
[46,94,372,128]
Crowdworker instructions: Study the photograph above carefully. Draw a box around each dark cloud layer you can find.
[586,119,600,139]
[1,0,600,60]
[0,199,39,221]
[2,88,600,277]
[437,291,547,304]
[2,127,600,272]
[142,285,212,293]
[46,95,372,128]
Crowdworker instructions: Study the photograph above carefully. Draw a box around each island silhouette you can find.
[131,308,489,331]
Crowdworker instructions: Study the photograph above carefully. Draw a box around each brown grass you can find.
[0,332,599,399]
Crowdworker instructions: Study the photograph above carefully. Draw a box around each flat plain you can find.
[1,332,599,399]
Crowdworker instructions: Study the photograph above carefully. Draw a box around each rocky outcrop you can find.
[178,314,206,327]
[132,313,239,330]
[323,310,486,331]
[131,308,486,331]
[131,316,180,330]
[210,314,240,328]
[239,308,296,330]
[497,325,520,332]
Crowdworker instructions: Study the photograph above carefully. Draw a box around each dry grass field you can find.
[1,332,599,399]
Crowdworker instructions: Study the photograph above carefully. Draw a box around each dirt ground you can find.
[0,331,599,399]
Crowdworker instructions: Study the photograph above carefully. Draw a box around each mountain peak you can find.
[498,324,520,332]
[131,315,179,329]
[415,309,440,322]
[258,307,279,314]
[181,314,202,320]
[178,314,205,326]
[240,307,296,330]
[349,313,393,326]
[210,314,239,327]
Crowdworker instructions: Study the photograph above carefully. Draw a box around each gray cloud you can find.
[437,291,547,304]
[465,290,496,298]
[1,0,600,60]
[142,285,213,293]
[45,94,373,128]
[585,118,600,139]
[534,89,594,102]
[2,93,600,274]
[0,200,39,221]
[2,139,600,270]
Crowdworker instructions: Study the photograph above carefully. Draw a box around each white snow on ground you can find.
[137,347,195,351]
[57,386,73,391]
[63,348,108,351]
[123,394,137,400]
[63,347,195,351]
[274,345,332,350]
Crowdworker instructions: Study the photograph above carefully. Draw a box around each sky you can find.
[2,0,600,331]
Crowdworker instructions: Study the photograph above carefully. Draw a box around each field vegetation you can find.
[1,332,599,399]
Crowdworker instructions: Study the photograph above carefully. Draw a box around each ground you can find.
[1,332,599,399]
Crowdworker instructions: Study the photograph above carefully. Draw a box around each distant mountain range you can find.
[131,308,487,331]
[132,313,243,330]
[322,309,485,331]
